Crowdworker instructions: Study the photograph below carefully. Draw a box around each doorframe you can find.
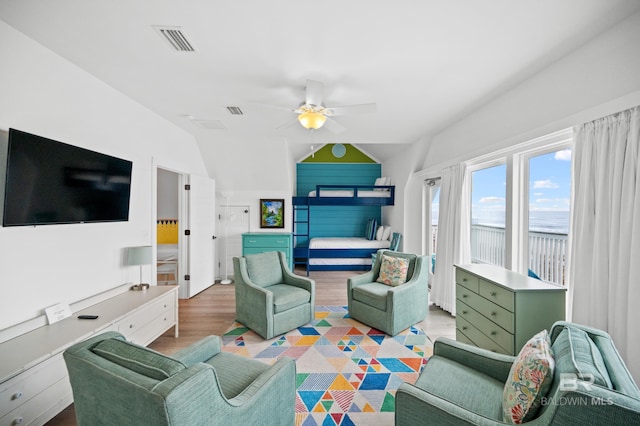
[152,159,189,298]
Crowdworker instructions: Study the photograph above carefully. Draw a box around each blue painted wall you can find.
[295,163,382,245]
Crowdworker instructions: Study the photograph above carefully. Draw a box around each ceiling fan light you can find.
[298,111,327,129]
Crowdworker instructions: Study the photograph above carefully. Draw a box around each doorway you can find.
[157,168,181,287]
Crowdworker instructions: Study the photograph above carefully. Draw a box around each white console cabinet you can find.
[0,285,178,426]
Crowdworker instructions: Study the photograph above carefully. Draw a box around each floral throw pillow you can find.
[503,330,555,424]
[376,254,409,286]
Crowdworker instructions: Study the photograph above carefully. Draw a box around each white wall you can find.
[389,11,640,255]
[0,21,208,332]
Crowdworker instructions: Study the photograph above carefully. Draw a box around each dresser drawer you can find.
[457,284,514,333]
[456,316,511,355]
[457,300,514,354]
[243,236,290,248]
[0,375,71,426]
[456,268,479,293]
[118,292,175,341]
[479,279,514,312]
[0,353,67,417]
[243,248,288,256]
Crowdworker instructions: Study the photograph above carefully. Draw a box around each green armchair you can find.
[396,321,640,425]
[348,250,429,336]
[63,331,296,426]
[234,251,315,339]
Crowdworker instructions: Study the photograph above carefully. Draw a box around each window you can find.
[464,129,572,285]
[470,163,506,267]
[527,149,571,284]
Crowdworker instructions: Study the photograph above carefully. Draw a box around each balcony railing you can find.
[431,224,567,286]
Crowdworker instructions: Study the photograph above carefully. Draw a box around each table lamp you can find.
[128,245,152,290]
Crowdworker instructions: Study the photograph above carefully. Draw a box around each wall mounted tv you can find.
[2,128,133,227]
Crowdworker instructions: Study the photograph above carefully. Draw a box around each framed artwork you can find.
[260,198,285,228]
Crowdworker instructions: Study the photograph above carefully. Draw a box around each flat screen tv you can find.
[2,128,133,226]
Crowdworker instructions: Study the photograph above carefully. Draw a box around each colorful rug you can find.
[221,306,433,426]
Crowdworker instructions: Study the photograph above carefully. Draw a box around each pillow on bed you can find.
[382,226,392,241]
[365,219,378,240]
[376,226,385,240]
[374,177,390,191]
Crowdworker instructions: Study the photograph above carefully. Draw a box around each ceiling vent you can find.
[226,106,244,115]
[153,26,197,52]
[192,119,226,130]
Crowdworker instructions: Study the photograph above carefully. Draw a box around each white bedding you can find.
[309,237,391,249]
[308,190,390,198]
[157,244,178,260]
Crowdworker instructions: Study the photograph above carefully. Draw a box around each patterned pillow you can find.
[376,254,409,286]
[503,330,555,424]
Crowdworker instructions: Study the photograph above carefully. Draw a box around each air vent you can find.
[153,26,197,52]
[192,119,226,130]
[226,106,244,115]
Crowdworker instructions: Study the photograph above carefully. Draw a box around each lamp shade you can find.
[127,246,152,266]
[298,111,327,130]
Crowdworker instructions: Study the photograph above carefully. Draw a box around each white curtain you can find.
[432,163,471,315]
[570,106,640,381]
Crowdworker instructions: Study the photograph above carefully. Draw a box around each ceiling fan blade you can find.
[323,117,347,134]
[248,102,298,114]
[325,103,377,116]
[276,118,300,130]
[305,79,324,107]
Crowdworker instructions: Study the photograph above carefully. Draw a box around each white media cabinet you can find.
[0,285,178,426]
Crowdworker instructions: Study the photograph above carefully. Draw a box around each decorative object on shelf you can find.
[260,199,284,228]
[127,246,152,290]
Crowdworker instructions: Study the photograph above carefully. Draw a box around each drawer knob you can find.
[130,324,134,328]
[491,292,497,297]
[12,391,23,400]
[462,326,468,331]
[462,278,467,282]
[490,312,497,317]
[12,417,24,425]
[164,304,167,308]
[462,310,468,315]
[462,294,468,298]
[491,331,497,336]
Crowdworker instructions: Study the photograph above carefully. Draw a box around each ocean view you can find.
[433,210,570,235]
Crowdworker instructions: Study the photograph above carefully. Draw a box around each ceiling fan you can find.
[259,79,377,134]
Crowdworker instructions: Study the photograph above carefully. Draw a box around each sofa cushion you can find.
[205,352,270,399]
[376,254,409,286]
[93,338,185,381]
[552,327,612,388]
[503,330,555,424]
[266,284,311,314]
[245,251,284,287]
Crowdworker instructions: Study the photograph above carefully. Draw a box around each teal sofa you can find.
[396,321,640,425]
[63,331,296,425]
[348,250,429,336]
[234,251,315,339]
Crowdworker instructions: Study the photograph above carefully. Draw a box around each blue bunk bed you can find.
[292,183,395,274]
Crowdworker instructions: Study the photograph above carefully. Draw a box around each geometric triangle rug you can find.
[222,305,433,426]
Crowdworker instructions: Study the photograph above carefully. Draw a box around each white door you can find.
[218,205,250,281]
[185,174,216,297]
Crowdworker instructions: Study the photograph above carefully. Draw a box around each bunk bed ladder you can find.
[292,201,311,274]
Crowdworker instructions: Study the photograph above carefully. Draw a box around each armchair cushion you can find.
[502,330,555,423]
[92,337,186,381]
[266,284,312,313]
[352,282,390,311]
[376,253,409,286]
[245,251,283,287]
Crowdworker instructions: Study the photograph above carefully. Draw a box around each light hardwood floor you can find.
[47,268,455,425]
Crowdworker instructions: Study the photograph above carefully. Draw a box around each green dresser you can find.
[455,263,566,355]
[242,233,293,270]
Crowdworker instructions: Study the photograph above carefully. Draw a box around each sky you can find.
[471,149,572,225]
[431,148,572,227]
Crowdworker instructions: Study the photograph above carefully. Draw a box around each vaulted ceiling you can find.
[2,0,639,189]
